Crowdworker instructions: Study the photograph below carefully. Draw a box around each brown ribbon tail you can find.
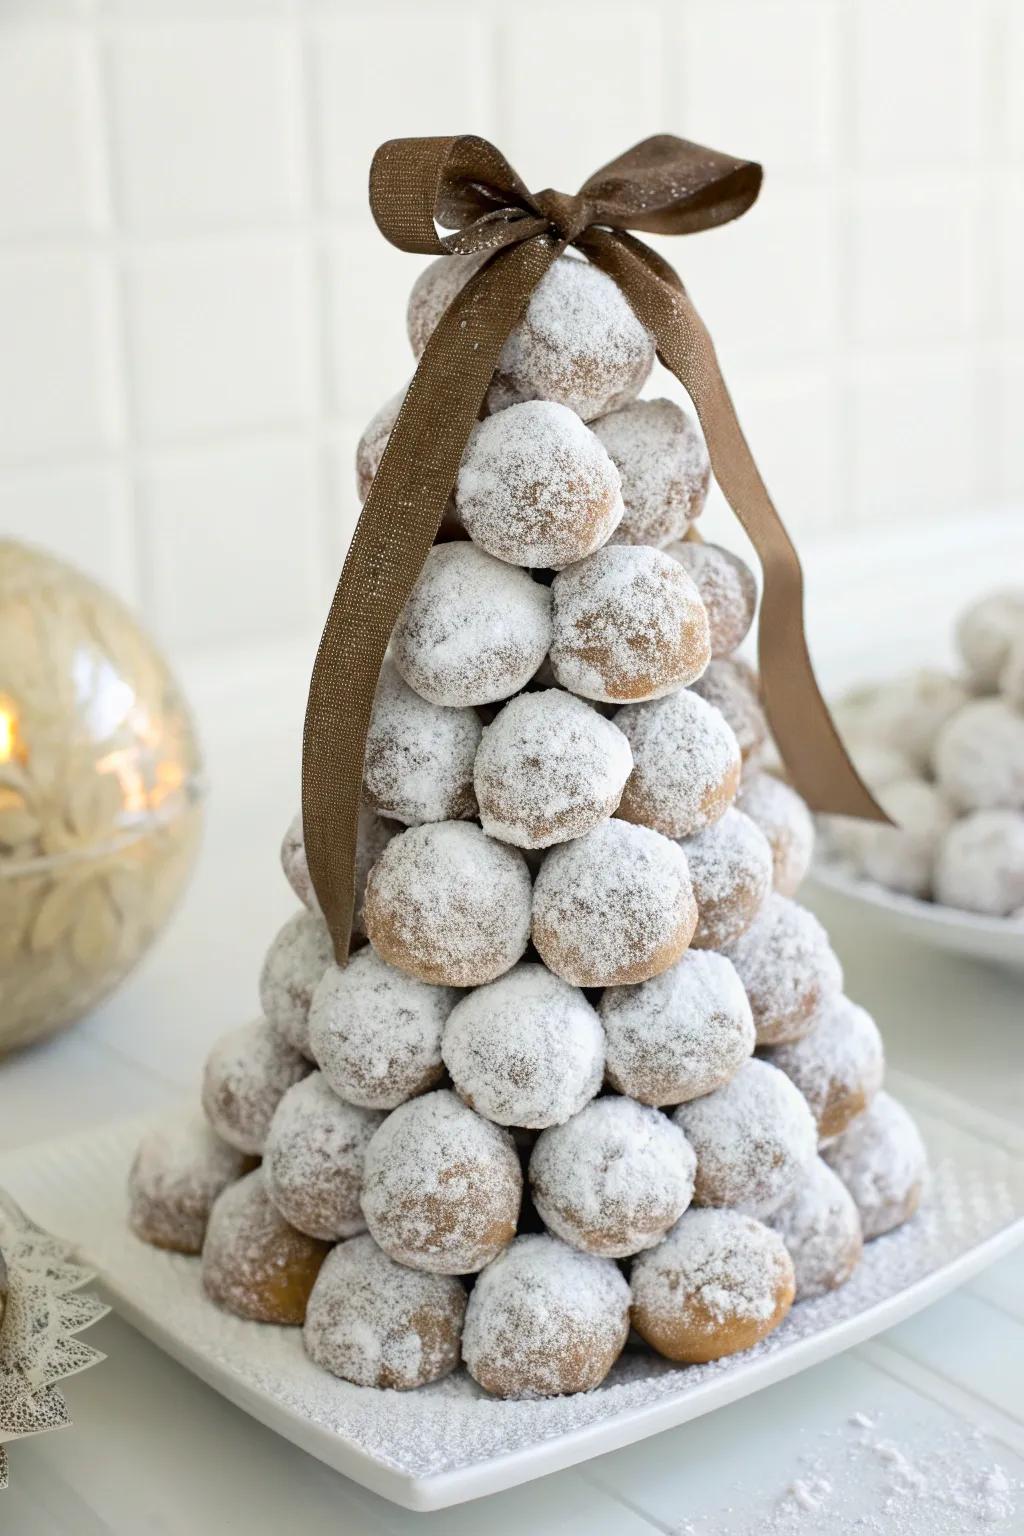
[580,227,887,824]
[302,234,563,961]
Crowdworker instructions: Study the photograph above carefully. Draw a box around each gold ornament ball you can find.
[0,540,204,1054]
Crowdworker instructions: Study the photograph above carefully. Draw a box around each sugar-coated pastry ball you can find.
[1000,631,1024,707]
[933,698,1024,812]
[281,812,316,911]
[666,540,757,657]
[615,689,742,840]
[201,1017,310,1156]
[529,1096,696,1259]
[600,949,754,1107]
[263,1073,383,1241]
[361,1090,522,1273]
[764,994,884,1142]
[304,1234,467,1390]
[934,809,1024,915]
[852,777,956,898]
[690,658,768,765]
[365,822,532,987]
[493,254,655,420]
[532,819,697,987]
[550,546,711,704]
[463,1233,630,1398]
[258,909,334,1056]
[202,1169,330,1325]
[724,894,842,1046]
[363,659,481,826]
[308,946,455,1110]
[823,1091,926,1240]
[592,398,710,547]
[673,1058,817,1217]
[128,1110,252,1255]
[355,386,403,501]
[768,1157,862,1300]
[736,774,814,898]
[956,589,1024,691]
[409,251,655,419]
[281,809,397,935]
[474,690,632,849]
[630,1207,795,1364]
[442,963,604,1129]
[680,806,773,949]
[837,671,972,773]
[456,402,624,569]
[393,542,552,708]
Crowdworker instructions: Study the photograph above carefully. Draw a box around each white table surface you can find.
[2,621,1024,1534]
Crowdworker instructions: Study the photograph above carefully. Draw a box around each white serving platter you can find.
[1,1072,1022,1514]
[809,858,1024,974]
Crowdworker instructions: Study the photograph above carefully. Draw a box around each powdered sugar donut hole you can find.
[725,893,842,1046]
[406,251,487,357]
[474,690,632,849]
[363,660,481,826]
[933,698,1024,812]
[263,1073,383,1240]
[680,806,773,948]
[308,946,455,1110]
[764,994,884,1142]
[1000,630,1024,707]
[859,777,956,898]
[202,1168,329,1325]
[442,963,604,1129]
[838,671,972,773]
[392,543,552,708]
[672,1057,817,1217]
[690,657,768,765]
[630,1207,795,1364]
[355,386,403,501]
[956,589,1024,691]
[201,1017,310,1156]
[550,546,711,703]
[934,809,1024,915]
[531,819,697,987]
[487,254,655,421]
[593,398,710,547]
[280,812,317,912]
[666,540,757,657]
[768,1157,863,1301]
[600,949,754,1107]
[304,1234,466,1391]
[736,773,814,898]
[128,1110,252,1255]
[614,689,741,839]
[528,1096,696,1258]
[365,821,531,987]
[360,1090,522,1273]
[456,402,623,569]
[258,909,334,1055]
[462,1233,630,1398]
[280,807,396,936]
[823,1091,927,1240]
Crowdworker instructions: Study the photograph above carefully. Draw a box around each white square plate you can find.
[2,1071,1022,1513]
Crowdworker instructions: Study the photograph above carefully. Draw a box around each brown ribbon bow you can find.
[303,133,883,962]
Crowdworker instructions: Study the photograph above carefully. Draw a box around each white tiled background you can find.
[0,0,1020,668]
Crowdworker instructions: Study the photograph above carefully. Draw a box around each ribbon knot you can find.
[303,133,884,962]
[533,188,592,245]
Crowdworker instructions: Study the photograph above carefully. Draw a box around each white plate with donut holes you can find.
[3,1072,1022,1512]
[809,857,1024,973]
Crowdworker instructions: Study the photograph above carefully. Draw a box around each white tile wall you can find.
[0,0,1018,669]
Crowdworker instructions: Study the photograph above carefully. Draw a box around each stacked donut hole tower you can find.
[128,251,928,1400]
[820,588,1024,918]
